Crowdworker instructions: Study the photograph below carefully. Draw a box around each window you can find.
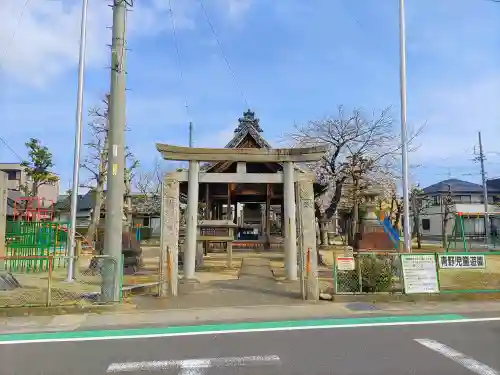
[432,196,439,206]
[422,218,430,231]
[142,217,150,227]
[6,171,17,180]
[453,195,471,204]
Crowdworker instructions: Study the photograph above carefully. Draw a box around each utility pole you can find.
[189,121,193,147]
[478,131,491,248]
[102,0,128,301]
[399,0,411,253]
[67,0,89,282]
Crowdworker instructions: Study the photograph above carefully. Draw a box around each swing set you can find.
[446,211,500,252]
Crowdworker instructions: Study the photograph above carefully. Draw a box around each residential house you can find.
[54,190,170,239]
[416,178,500,240]
[0,163,60,204]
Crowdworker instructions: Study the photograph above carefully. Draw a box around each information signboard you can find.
[401,254,440,294]
[438,254,485,269]
[336,257,355,271]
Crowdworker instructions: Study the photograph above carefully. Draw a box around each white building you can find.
[415,178,500,240]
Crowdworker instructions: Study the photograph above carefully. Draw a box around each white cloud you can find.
[0,0,253,87]
[222,0,252,20]
[0,0,108,86]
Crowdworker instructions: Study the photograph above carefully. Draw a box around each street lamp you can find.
[67,0,89,281]
[399,0,412,253]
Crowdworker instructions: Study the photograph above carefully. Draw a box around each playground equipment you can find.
[13,196,55,222]
[5,220,69,272]
[378,214,400,249]
[135,224,142,242]
[5,196,69,272]
[447,211,500,252]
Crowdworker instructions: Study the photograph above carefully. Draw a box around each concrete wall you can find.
[0,172,7,257]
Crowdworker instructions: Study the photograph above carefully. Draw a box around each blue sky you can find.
[1,0,499,192]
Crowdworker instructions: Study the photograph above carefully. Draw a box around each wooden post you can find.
[204,184,210,254]
[226,184,232,221]
[74,239,82,279]
[227,228,233,269]
[266,184,272,248]
[47,256,53,306]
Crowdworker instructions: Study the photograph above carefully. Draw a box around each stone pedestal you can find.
[357,187,395,251]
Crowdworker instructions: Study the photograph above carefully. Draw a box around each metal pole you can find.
[399,0,411,253]
[189,121,193,147]
[102,0,128,301]
[67,0,89,282]
[478,131,491,247]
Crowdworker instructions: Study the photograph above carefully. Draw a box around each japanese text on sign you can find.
[401,254,440,294]
[438,254,485,269]
[336,257,355,271]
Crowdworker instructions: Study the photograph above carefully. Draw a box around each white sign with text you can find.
[438,254,486,269]
[401,254,440,294]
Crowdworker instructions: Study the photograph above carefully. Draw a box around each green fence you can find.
[437,252,500,293]
[333,251,500,295]
[4,221,70,272]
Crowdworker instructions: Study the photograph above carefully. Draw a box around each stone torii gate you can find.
[157,143,327,300]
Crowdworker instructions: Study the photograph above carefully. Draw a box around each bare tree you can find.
[134,158,169,215]
[81,94,138,244]
[409,185,428,249]
[288,106,419,248]
[441,184,455,249]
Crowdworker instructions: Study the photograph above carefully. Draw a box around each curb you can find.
[0,303,135,318]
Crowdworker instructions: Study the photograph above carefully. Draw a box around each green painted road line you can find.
[0,314,470,344]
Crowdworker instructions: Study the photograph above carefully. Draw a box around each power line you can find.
[196,0,250,109]
[167,0,191,121]
[0,136,23,161]
[0,0,31,69]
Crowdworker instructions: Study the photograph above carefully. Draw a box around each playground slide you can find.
[380,217,400,249]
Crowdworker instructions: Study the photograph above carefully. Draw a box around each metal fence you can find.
[333,252,404,294]
[332,251,500,295]
[0,255,122,308]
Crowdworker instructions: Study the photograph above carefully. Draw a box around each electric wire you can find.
[196,0,250,109]
[0,0,31,70]
[167,0,192,122]
[0,136,23,162]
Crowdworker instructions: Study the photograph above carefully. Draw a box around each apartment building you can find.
[0,163,59,204]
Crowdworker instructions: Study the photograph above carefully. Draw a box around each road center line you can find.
[414,339,499,375]
[106,355,281,373]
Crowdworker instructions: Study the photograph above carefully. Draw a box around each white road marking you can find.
[415,339,500,375]
[179,359,210,375]
[106,355,281,373]
[2,316,500,345]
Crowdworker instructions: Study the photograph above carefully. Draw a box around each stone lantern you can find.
[361,186,383,233]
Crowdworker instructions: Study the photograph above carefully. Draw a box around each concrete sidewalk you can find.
[1,300,500,335]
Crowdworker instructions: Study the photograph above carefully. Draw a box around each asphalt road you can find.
[1,320,500,375]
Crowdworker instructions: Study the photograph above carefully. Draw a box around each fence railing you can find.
[0,255,122,308]
[332,251,500,295]
[333,252,404,294]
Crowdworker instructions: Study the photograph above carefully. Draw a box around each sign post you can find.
[401,254,440,294]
